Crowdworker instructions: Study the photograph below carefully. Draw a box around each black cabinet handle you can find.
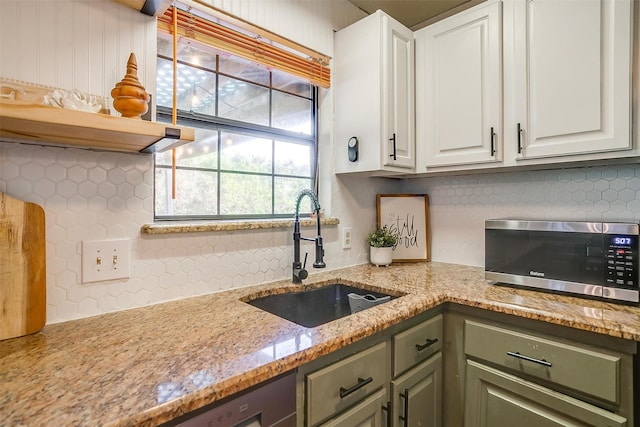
[399,388,409,427]
[490,126,496,156]
[517,122,523,154]
[382,401,391,427]
[415,338,439,352]
[507,351,552,367]
[339,376,373,398]
[389,133,397,160]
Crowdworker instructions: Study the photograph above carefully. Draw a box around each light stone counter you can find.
[1,262,639,426]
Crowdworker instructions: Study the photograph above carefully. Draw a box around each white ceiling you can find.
[347,0,478,29]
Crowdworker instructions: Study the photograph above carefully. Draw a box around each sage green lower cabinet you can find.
[464,360,627,427]
[297,305,636,427]
[391,352,442,427]
[298,311,443,427]
[319,387,388,427]
[455,306,637,427]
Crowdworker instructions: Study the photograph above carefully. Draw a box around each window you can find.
[154,35,318,220]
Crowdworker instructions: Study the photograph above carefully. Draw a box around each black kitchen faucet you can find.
[292,189,325,284]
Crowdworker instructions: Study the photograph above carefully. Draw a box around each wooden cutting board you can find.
[0,192,46,340]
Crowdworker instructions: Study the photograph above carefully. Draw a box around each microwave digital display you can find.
[612,236,633,246]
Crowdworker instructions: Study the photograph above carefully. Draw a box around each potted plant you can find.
[366,225,398,267]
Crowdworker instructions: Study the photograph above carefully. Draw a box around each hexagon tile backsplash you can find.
[4,140,640,323]
[0,141,380,323]
[404,164,640,267]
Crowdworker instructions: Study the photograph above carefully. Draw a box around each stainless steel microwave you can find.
[485,220,640,304]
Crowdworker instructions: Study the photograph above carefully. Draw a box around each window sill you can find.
[140,217,340,235]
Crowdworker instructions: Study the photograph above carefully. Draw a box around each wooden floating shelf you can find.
[0,99,194,153]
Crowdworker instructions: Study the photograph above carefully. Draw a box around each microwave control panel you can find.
[605,235,638,288]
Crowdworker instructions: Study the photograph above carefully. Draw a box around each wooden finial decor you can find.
[111,53,150,119]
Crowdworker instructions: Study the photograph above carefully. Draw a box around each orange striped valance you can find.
[157,5,331,88]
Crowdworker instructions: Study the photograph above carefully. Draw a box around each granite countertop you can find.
[1,262,639,426]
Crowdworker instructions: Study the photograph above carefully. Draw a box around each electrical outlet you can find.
[82,239,130,283]
[342,227,352,250]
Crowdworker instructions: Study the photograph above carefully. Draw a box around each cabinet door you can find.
[319,387,388,427]
[415,0,502,169]
[464,360,627,427]
[382,14,415,169]
[391,352,442,427]
[334,11,414,175]
[504,0,632,160]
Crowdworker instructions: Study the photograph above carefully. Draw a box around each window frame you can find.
[154,54,319,221]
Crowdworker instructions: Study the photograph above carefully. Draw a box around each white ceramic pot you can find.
[370,246,393,267]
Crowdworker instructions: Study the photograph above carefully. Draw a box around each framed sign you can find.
[376,194,430,262]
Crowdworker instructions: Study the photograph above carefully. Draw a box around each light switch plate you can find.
[82,239,130,283]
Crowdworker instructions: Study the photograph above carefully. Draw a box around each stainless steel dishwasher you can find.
[167,372,296,427]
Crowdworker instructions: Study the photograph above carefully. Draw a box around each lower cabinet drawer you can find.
[464,320,620,404]
[393,314,443,376]
[306,342,388,426]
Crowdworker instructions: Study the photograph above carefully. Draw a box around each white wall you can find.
[198,0,366,56]
[0,0,157,107]
[0,0,389,324]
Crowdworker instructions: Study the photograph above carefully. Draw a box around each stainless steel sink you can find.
[245,283,399,327]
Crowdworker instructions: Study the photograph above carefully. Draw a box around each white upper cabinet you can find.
[504,0,633,162]
[415,0,502,170]
[334,10,415,175]
[413,0,635,175]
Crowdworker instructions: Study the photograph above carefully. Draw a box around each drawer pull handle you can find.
[507,351,552,367]
[389,133,397,161]
[382,401,391,426]
[490,126,496,156]
[339,376,373,398]
[399,388,409,427]
[517,122,523,154]
[415,338,438,352]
